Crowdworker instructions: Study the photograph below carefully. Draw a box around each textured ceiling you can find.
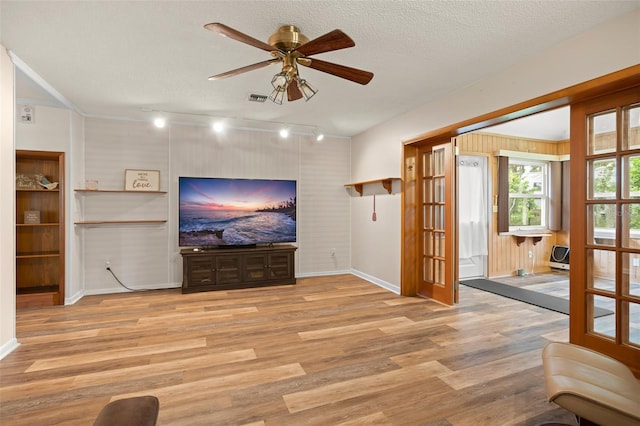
[2,1,638,138]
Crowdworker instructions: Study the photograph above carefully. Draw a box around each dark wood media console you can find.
[180,244,296,293]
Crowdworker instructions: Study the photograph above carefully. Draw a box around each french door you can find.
[570,87,640,374]
[416,141,457,304]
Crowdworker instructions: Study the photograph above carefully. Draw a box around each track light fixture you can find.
[144,108,324,139]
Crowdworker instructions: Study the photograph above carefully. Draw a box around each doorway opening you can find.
[457,155,489,280]
[456,107,571,299]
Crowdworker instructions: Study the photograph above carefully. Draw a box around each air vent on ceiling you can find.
[248,94,268,103]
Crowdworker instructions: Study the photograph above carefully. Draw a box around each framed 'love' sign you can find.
[124,169,160,191]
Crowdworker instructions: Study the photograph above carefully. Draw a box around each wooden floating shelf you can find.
[17,188,60,192]
[344,178,400,196]
[74,220,167,225]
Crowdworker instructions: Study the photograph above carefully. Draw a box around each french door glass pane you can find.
[623,252,640,297]
[587,248,616,292]
[589,158,617,200]
[434,177,444,202]
[590,294,616,339]
[623,104,640,151]
[423,179,432,202]
[423,152,432,175]
[424,231,433,256]
[433,149,444,175]
[621,203,640,248]
[434,259,444,285]
[423,257,433,281]
[622,154,640,199]
[435,205,444,230]
[588,110,617,155]
[423,205,432,229]
[588,204,616,246]
[434,232,444,257]
[626,301,640,346]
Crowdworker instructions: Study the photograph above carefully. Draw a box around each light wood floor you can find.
[0,274,577,425]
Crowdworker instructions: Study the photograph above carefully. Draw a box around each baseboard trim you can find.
[296,270,351,278]
[350,269,400,295]
[0,338,20,360]
[65,289,85,305]
[84,284,181,296]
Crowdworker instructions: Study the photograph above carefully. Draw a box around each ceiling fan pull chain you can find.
[372,194,377,221]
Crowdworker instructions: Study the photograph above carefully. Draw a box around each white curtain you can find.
[459,161,488,259]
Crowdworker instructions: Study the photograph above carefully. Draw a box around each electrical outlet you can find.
[105,260,111,269]
[633,258,640,267]
[528,251,534,258]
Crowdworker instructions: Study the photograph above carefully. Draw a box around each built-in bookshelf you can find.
[15,150,65,308]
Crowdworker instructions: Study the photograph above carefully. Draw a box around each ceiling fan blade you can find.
[208,59,280,80]
[287,80,303,101]
[204,22,278,53]
[294,29,355,56]
[301,58,374,85]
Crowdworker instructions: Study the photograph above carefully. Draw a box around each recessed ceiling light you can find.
[212,121,224,133]
[279,128,289,138]
[153,118,166,128]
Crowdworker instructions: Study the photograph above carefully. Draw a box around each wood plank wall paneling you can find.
[83,118,172,291]
[81,118,353,294]
[298,137,351,273]
[458,132,570,278]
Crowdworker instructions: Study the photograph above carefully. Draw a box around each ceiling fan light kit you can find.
[269,85,286,105]
[297,78,318,101]
[205,23,373,105]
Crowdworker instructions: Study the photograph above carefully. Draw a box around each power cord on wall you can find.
[106,266,167,292]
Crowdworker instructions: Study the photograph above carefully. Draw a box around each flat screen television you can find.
[179,177,296,248]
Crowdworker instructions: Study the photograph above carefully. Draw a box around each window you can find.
[508,159,548,230]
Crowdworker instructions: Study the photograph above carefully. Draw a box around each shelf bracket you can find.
[344,178,399,197]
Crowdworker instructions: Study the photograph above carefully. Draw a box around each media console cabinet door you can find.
[184,256,215,287]
[214,255,243,284]
[244,253,269,282]
[267,252,294,280]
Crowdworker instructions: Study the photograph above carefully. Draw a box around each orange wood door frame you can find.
[401,64,640,373]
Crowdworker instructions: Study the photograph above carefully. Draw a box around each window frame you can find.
[507,158,549,231]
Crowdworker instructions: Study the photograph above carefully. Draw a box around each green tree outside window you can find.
[508,161,546,228]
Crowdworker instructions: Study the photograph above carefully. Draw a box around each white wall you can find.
[80,118,171,293]
[0,46,18,358]
[14,105,70,151]
[67,110,84,303]
[79,118,352,294]
[350,9,640,290]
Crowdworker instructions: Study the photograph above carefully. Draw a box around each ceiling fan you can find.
[204,23,374,104]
